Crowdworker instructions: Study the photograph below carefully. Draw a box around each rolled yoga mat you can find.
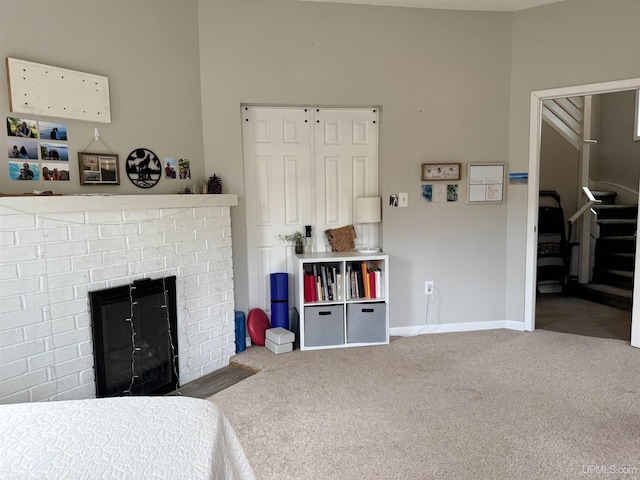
[270,273,289,329]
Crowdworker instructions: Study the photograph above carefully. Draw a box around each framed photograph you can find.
[78,152,120,185]
[421,163,461,181]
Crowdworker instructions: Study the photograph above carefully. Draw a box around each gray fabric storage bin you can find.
[304,305,344,347]
[346,302,386,343]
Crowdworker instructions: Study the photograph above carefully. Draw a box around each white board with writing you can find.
[6,57,111,123]
[467,163,505,203]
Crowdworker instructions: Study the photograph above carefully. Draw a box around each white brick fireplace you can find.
[0,194,238,404]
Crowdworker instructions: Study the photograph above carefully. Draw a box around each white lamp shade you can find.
[354,197,381,224]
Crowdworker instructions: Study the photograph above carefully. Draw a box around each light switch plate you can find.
[399,192,408,207]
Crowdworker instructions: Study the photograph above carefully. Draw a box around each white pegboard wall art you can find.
[6,57,111,123]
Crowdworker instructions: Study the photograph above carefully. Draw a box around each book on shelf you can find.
[360,262,370,298]
[330,265,336,301]
[304,272,313,303]
[320,264,330,301]
[304,273,318,303]
[349,262,365,299]
[369,270,376,299]
[305,259,383,303]
[303,265,317,303]
[345,261,383,300]
[303,262,346,303]
[331,265,341,301]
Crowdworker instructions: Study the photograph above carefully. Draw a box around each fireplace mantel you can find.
[0,194,238,215]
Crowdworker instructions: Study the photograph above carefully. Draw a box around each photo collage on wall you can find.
[419,163,460,203]
[421,184,459,203]
[6,117,69,181]
[162,158,191,180]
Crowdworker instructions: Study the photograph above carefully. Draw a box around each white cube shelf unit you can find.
[295,252,389,351]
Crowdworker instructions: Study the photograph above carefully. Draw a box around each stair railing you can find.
[567,187,601,284]
[568,187,601,228]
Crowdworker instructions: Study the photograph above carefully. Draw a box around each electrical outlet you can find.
[425,281,434,295]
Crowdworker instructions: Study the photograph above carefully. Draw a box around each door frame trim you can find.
[524,77,640,349]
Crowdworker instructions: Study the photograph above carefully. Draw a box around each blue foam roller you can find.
[271,301,289,329]
[270,273,288,301]
[234,311,246,353]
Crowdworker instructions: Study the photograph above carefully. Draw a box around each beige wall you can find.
[507,0,640,321]
[2,0,639,330]
[539,122,579,223]
[0,0,205,195]
[197,0,513,326]
[598,90,640,190]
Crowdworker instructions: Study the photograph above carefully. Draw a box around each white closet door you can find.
[243,106,379,313]
[314,108,379,251]
[242,107,312,313]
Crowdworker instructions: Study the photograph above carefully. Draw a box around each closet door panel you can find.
[243,107,378,313]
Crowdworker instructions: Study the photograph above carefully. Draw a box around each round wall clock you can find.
[125,148,162,188]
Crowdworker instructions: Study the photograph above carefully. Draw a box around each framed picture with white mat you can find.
[467,163,505,203]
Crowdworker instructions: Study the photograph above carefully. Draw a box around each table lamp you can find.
[354,197,381,253]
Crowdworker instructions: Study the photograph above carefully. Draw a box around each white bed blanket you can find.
[0,396,255,480]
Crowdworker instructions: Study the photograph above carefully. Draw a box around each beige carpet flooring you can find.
[535,294,631,341]
[209,329,640,480]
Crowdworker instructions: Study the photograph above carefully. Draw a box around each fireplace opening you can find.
[89,276,178,397]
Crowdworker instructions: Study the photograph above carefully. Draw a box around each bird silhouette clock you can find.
[126,148,161,188]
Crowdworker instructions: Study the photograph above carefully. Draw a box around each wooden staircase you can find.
[571,190,636,310]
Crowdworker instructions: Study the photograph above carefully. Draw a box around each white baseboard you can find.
[505,320,526,332]
[390,320,525,337]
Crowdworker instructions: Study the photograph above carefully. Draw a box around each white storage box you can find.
[266,327,295,345]
[265,338,293,354]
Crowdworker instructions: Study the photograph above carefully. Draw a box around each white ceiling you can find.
[295,0,565,12]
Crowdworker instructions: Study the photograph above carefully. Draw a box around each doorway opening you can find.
[525,78,640,349]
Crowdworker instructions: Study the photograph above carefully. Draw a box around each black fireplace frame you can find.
[89,276,178,398]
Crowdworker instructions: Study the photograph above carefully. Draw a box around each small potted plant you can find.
[276,231,305,254]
